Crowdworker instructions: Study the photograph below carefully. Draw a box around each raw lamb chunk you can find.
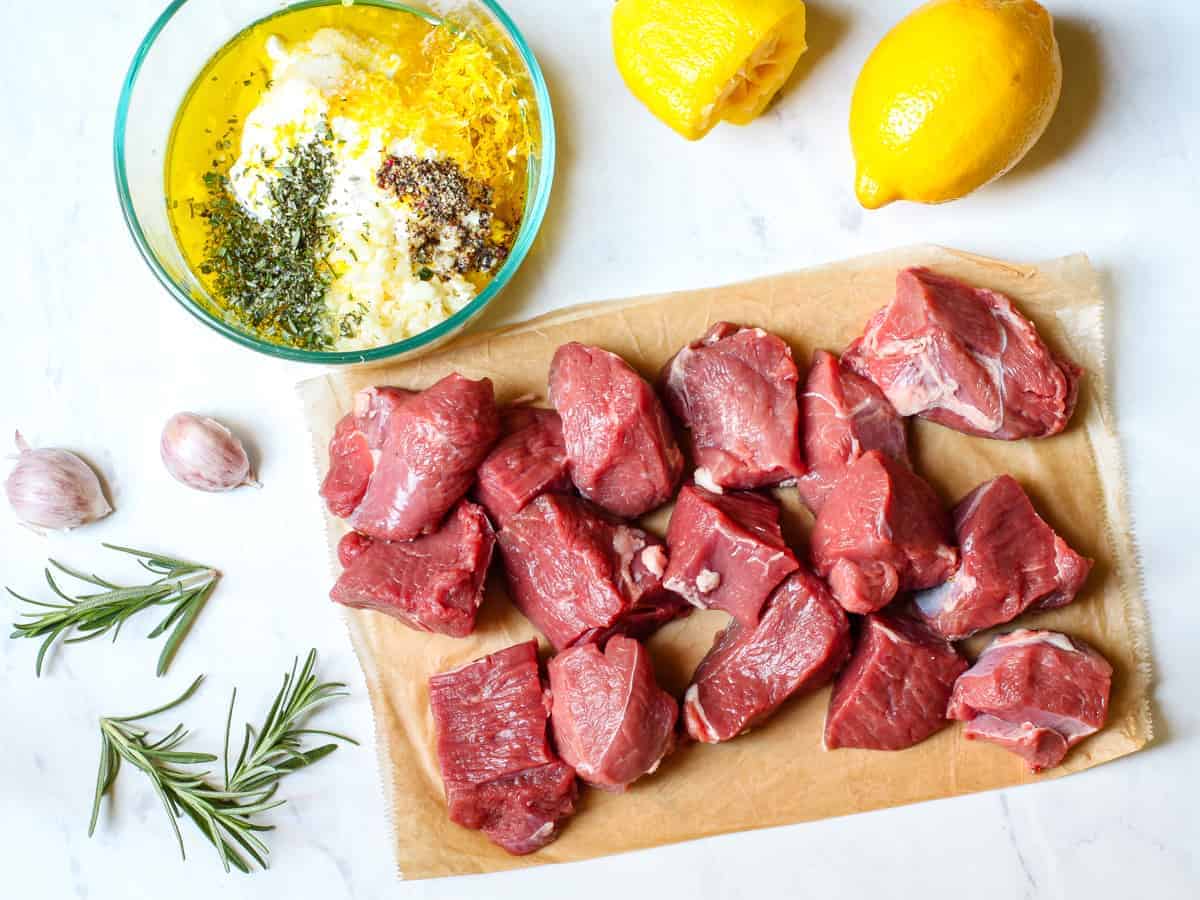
[661,322,805,490]
[948,629,1113,772]
[824,613,967,751]
[475,407,572,525]
[320,387,412,518]
[913,475,1093,640]
[331,501,494,638]
[336,531,371,567]
[443,764,578,855]
[811,450,958,614]
[347,374,500,540]
[548,635,678,791]
[549,342,683,517]
[683,568,851,743]
[797,350,908,513]
[663,484,798,627]
[843,268,1082,440]
[497,494,686,650]
[429,641,577,855]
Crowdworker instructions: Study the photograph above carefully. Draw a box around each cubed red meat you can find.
[548,635,678,791]
[824,613,967,751]
[683,568,851,744]
[843,268,1082,440]
[661,323,804,491]
[663,483,798,627]
[443,764,578,856]
[811,450,958,614]
[474,407,572,525]
[913,475,1093,640]
[948,629,1113,772]
[345,374,500,540]
[319,387,412,518]
[429,640,577,854]
[797,350,908,513]
[330,501,495,637]
[549,342,683,517]
[497,493,687,650]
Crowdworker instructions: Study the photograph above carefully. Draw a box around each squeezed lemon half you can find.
[613,0,808,141]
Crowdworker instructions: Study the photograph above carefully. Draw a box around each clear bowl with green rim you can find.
[114,0,555,365]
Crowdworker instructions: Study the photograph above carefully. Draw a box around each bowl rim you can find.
[113,0,555,365]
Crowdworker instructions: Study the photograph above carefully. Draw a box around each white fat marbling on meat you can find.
[640,545,667,578]
[663,346,694,397]
[990,629,1078,654]
[913,572,974,616]
[695,569,721,593]
[693,467,722,493]
[872,619,904,644]
[612,525,646,591]
[664,575,705,608]
[865,333,1005,433]
[683,685,718,743]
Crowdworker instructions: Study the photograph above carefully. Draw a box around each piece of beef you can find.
[549,342,683,517]
[663,484,798,627]
[811,450,958,614]
[475,407,572,526]
[443,764,578,856]
[824,613,968,751]
[346,374,500,541]
[949,630,1113,772]
[913,475,1093,640]
[331,501,495,638]
[661,323,805,491]
[497,493,687,650]
[548,635,678,791]
[320,387,412,518]
[797,350,908,513]
[843,267,1082,440]
[683,568,851,743]
[336,531,371,567]
[429,640,577,854]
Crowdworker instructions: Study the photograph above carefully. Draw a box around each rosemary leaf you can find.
[8,544,220,676]
[88,652,353,873]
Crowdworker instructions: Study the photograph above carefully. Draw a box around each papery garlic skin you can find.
[160,413,258,492]
[5,432,113,530]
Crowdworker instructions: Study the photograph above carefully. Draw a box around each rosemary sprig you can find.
[88,675,271,872]
[89,650,355,873]
[224,649,356,797]
[199,129,340,350]
[8,543,219,677]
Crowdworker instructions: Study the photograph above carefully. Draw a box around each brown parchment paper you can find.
[297,245,1153,880]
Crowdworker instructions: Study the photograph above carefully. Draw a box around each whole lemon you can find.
[613,0,807,141]
[850,0,1062,209]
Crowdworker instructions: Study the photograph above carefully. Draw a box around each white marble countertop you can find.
[2,1,1197,897]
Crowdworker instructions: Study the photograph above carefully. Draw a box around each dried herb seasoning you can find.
[197,128,351,350]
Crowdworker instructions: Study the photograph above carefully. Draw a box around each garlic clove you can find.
[160,413,259,493]
[5,431,113,531]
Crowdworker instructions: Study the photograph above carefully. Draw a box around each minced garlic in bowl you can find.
[156,1,548,357]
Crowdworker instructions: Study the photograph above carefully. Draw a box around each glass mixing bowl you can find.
[115,0,555,364]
